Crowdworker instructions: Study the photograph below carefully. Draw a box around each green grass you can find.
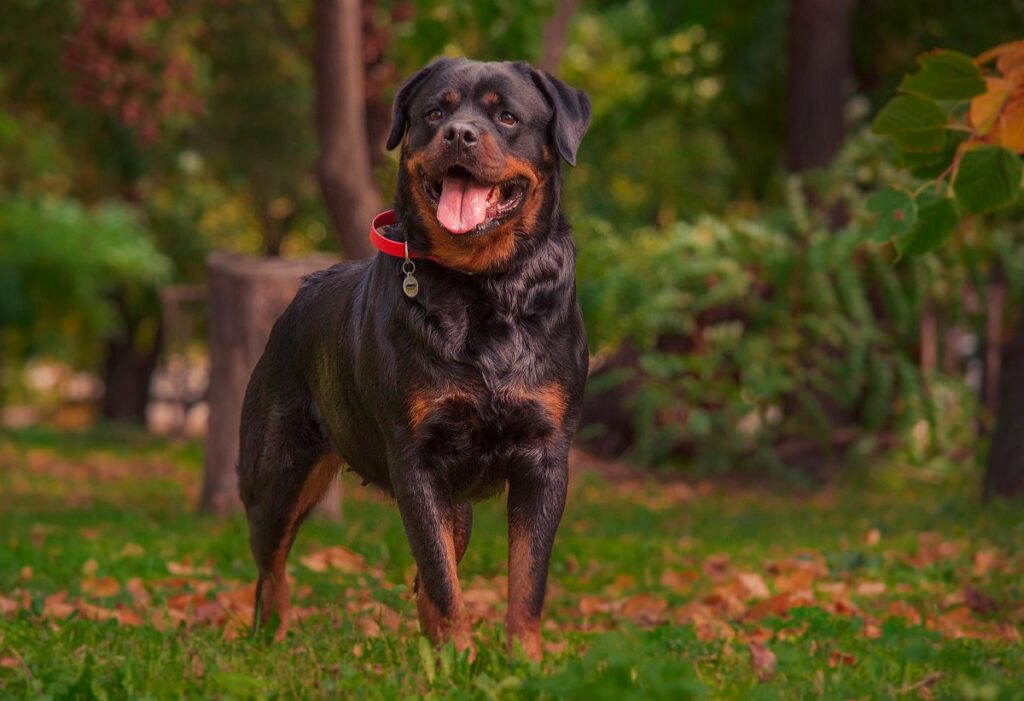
[1,426,1023,699]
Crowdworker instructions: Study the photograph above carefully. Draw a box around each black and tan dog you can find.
[237,58,591,659]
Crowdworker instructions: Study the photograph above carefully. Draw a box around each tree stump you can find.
[200,252,342,518]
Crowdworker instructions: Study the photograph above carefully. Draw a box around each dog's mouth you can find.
[421,166,528,236]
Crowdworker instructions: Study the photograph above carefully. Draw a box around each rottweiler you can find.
[237,57,591,659]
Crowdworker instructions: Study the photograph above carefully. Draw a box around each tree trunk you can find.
[984,307,1024,500]
[784,0,855,172]
[538,0,579,75]
[199,252,342,517]
[100,297,162,423]
[315,0,380,260]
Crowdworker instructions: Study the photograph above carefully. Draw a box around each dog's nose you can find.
[443,122,479,148]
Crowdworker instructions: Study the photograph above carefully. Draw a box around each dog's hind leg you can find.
[239,402,339,640]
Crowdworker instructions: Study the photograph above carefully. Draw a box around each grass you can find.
[1,425,1023,699]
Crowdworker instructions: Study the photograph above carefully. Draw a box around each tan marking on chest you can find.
[507,381,567,427]
[408,387,474,430]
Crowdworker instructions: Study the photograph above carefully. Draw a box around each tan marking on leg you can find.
[507,524,542,660]
[416,524,473,653]
[263,453,340,640]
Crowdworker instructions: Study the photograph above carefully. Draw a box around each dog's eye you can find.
[498,111,518,127]
[425,108,444,123]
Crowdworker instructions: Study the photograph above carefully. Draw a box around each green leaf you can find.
[872,96,948,153]
[866,189,917,242]
[901,131,966,179]
[897,193,958,255]
[899,50,986,101]
[953,146,1023,214]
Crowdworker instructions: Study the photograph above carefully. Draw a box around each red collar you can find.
[369,209,431,260]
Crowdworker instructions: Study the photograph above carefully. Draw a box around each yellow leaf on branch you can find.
[969,78,1010,135]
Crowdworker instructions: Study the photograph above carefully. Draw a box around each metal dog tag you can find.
[402,273,419,298]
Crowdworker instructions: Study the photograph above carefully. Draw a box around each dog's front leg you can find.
[393,470,473,652]
[506,451,569,660]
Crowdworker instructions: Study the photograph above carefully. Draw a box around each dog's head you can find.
[387,58,591,273]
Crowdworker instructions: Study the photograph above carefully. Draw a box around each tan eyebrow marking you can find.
[440,89,461,105]
[482,91,501,107]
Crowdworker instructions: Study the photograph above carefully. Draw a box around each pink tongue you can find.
[437,174,492,234]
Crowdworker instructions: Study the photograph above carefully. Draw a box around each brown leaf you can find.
[622,594,668,626]
[0,595,20,615]
[703,553,731,580]
[117,543,146,558]
[299,546,366,575]
[886,600,922,626]
[167,561,212,576]
[971,548,1003,577]
[81,576,120,598]
[659,569,699,592]
[18,566,32,582]
[963,586,999,615]
[735,572,771,600]
[854,581,887,597]
[748,642,777,681]
[125,577,152,608]
[828,650,857,668]
[43,592,75,619]
[578,594,609,616]
[863,528,881,546]
[611,574,637,592]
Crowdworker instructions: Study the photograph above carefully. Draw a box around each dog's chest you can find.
[408,314,575,498]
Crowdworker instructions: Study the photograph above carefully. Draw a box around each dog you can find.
[237,57,591,660]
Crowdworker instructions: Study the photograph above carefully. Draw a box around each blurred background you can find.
[2,0,1024,501]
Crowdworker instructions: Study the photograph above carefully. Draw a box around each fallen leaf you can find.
[749,642,777,681]
[735,572,771,600]
[125,577,152,608]
[703,553,731,580]
[659,569,699,592]
[167,561,212,576]
[963,586,999,615]
[117,543,145,558]
[81,576,120,598]
[43,592,75,619]
[886,600,922,626]
[828,650,857,668]
[299,546,366,575]
[622,593,667,626]
[972,548,1003,577]
[864,528,881,546]
[854,581,887,597]
[0,595,19,615]
[18,566,32,582]
[81,559,99,576]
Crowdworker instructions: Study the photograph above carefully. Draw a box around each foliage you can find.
[1,429,1023,698]
[0,196,171,366]
[869,42,1024,255]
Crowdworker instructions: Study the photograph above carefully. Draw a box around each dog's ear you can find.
[523,67,592,166]
[386,58,454,151]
